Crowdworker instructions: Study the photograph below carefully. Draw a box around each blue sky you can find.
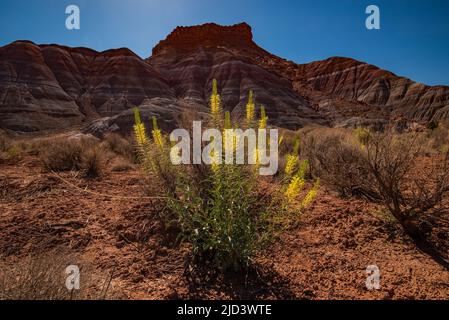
[1,0,449,85]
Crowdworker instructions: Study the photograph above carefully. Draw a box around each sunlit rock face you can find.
[1,22,448,133]
[294,57,449,122]
[148,23,325,129]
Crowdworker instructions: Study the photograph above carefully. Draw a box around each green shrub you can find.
[6,145,22,159]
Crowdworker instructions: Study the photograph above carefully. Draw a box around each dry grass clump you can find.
[81,146,105,178]
[40,139,84,172]
[0,251,116,300]
[40,137,105,178]
[0,132,26,163]
[103,133,135,161]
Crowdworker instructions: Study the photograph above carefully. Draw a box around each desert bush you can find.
[81,146,105,178]
[301,128,377,199]
[305,127,449,237]
[364,132,449,233]
[104,133,135,161]
[40,137,105,178]
[134,80,319,271]
[427,121,449,152]
[40,139,84,172]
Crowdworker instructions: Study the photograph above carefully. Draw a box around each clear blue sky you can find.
[1,0,449,86]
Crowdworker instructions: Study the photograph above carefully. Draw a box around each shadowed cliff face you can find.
[0,22,448,133]
[0,41,176,132]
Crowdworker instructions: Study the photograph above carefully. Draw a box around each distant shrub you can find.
[301,129,377,199]
[427,120,438,131]
[304,127,449,238]
[40,137,104,178]
[354,127,371,145]
[40,139,84,172]
[81,146,105,178]
[104,133,135,161]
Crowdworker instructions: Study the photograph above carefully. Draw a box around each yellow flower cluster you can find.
[301,179,320,208]
[253,147,260,166]
[284,154,298,177]
[223,111,235,152]
[210,79,221,121]
[258,105,268,129]
[285,174,305,202]
[151,116,164,149]
[246,90,255,123]
[133,108,148,147]
[285,159,309,203]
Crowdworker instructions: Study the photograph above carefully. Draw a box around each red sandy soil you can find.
[1,155,448,300]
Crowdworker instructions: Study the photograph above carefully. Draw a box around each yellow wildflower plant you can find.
[151,116,164,149]
[284,154,298,176]
[301,179,320,208]
[210,79,221,123]
[285,174,305,203]
[133,107,148,147]
[224,111,232,129]
[284,136,301,177]
[285,159,309,203]
[246,90,255,124]
[258,105,268,129]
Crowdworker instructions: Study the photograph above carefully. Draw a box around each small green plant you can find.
[40,139,84,172]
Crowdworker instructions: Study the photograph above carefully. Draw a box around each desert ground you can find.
[1,126,448,300]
